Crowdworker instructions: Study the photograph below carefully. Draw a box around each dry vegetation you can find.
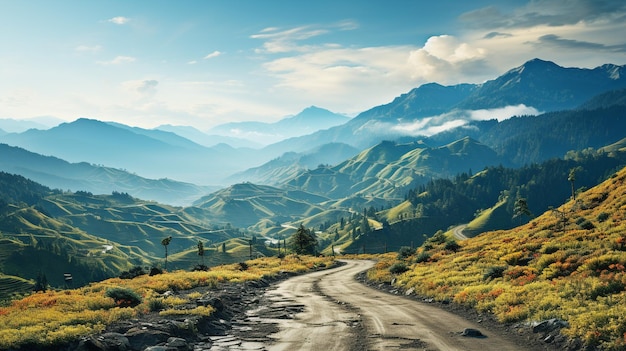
[0,255,335,349]
[368,167,626,350]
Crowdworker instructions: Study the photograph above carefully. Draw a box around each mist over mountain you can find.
[1,58,625,192]
[227,142,360,185]
[209,106,350,145]
[0,116,65,133]
[0,143,216,205]
[0,118,263,185]
[156,124,262,149]
[264,59,626,154]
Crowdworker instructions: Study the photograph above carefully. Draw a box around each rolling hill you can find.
[0,143,215,206]
[285,137,503,200]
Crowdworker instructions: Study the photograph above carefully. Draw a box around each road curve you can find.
[452,224,469,240]
[265,260,531,351]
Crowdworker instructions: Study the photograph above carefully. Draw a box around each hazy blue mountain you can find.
[156,124,263,148]
[0,116,64,133]
[0,143,216,205]
[0,118,270,184]
[227,142,360,185]
[209,106,350,145]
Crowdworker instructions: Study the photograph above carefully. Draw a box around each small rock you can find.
[532,318,569,333]
[461,328,485,338]
[144,347,170,351]
[167,337,190,350]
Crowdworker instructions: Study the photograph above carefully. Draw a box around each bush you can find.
[483,266,507,281]
[597,212,610,222]
[444,239,460,252]
[149,267,163,276]
[192,264,209,271]
[105,287,142,307]
[397,246,414,259]
[577,218,595,230]
[147,298,166,312]
[389,262,409,274]
[589,281,625,300]
[119,266,146,279]
[415,251,431,263]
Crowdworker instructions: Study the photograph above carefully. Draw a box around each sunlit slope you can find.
[193,183,330,228]
[288,137,502,200]
[370,166,626,350]
[39,193,236,257]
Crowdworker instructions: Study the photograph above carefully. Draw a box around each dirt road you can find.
[263,260,532,351]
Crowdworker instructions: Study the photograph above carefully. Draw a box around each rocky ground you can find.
[44,262,584,351]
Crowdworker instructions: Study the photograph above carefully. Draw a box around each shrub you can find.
[147,298,166,312]
[397,246,413,259]
[597,212,610,222]
[192,264,209,271]
[576,217,595,230]
[105,287,142,308]
[149,267,163,276]
[428,230,446,244]
[415,251,431,263]
[389,262,409,274]
[483,266,507,281]
[119,266,146,279]
[444,239,460,252]
[589,281,625,300]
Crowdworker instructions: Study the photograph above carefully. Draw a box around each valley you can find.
[0,58,625,350]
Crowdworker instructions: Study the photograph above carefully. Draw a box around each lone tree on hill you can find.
[513,197,532,225]
[291,224,317,255]
[197,240,205,266]
[161,236,172,270]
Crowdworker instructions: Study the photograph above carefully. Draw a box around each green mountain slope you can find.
[193,183,330,228]
[287,137,503,200]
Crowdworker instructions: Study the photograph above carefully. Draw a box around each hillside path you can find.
[263,260,530,351]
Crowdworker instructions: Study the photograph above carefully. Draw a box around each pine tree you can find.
[161,236,172,270]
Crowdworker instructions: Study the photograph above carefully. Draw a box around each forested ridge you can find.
[403,148,626,229]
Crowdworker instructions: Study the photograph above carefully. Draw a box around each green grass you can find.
[464,199,511,237]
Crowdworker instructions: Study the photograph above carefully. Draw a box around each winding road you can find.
[262,260,532,351]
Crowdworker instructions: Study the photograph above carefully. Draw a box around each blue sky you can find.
[1,0,625,130]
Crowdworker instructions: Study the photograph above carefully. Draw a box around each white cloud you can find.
[252,31,495,116]
[203,51,222,60]
[97,56,136,65]
[75,45,102,53]
[469,104,540,121]
[251,21,354,54]
[361,104,540,138]
[108,16,130,25]
[121,79,159,98]
[188,60,197,65]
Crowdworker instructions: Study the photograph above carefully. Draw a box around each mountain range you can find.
[208,106,351,145]
[1,58,626,292]
[1,58,624,190]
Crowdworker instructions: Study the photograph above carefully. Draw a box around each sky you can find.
[0,0,625,131]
